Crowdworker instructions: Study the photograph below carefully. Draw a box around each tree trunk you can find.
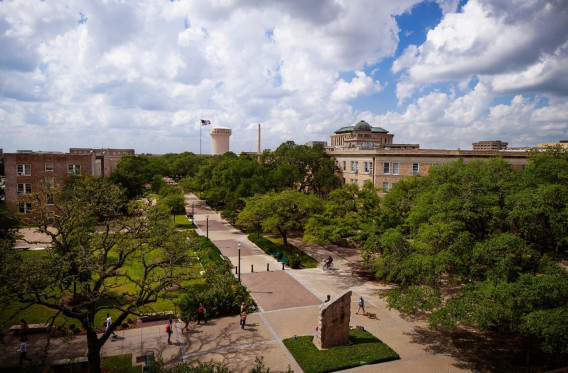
[86,329,102,373]
[526,334,532,373]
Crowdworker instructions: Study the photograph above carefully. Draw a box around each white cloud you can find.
[0,0,566,154]
[331,71,384,102]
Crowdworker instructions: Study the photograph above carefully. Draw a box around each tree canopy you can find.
[363,151,568,363]
[1,176,190,373]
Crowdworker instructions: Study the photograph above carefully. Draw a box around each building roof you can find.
[334,120,388,134]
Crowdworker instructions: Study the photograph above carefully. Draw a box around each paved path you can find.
[0,193,472,372]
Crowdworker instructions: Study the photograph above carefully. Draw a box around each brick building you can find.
[326,121,530,193]
[69,148,135,177]
[4,148,134,217]
[4,151,95,215]
[472,140,508,151]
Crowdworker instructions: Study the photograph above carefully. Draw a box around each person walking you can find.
[240,302,247,313]
[240,311,247,329]
[18,337,32,365]
[356,296,366,315]
[20,319,29,341]
[106,313,117,338]
[197,304,207,325]
[166,319,173,345]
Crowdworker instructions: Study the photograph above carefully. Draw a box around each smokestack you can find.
[258,124,261,154]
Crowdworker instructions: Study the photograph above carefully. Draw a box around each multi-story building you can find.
[4,148,134,216]
[69,148,135,177]
[472,140,509,151]
[4,151,95,216]
[327,121,530,193]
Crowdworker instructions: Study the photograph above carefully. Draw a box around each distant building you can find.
[69,148,135,177]
[305,141,327,147]
[210,127,232,155]
[326,121,531,194]
[4,148,134,217]
[472,140,508,151]
[538,140,568,149]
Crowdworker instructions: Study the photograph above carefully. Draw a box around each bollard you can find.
[267,263,269,272]
[235,266,238,275]
[282,262,285,270]
[251,264,254,273]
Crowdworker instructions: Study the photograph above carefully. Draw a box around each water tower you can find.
[209,126,232,155]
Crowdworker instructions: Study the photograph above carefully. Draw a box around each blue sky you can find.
[1,0,567,154]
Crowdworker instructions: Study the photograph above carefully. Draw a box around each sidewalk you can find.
[0,194,471,372]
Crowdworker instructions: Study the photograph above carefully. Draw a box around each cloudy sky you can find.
[1,0,567,154]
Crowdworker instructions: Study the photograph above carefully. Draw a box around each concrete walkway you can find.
[0,193,472,372]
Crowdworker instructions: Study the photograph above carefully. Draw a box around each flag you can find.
[201,119,211,126]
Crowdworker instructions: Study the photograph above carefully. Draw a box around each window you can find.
[68,164,81,175]
[19,203,32,213]
[45,178,55,188]
[382,182,389,192]
[342,178,346,184]
[383,162,390,174]
[46,194,54,205]
[392,162,399,175]
[364,161,373,174]
[350,161,358,173]
[412,163,420,175]
[17,164,31,176]
[351,179,358,185]
[391,182,396,189]
[342,161,346,170]
[17,183,32,195]
[45,163,54,171]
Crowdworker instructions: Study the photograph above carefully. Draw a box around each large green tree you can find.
[2,177,190,373]
[237,189,323,245]
[366,155,568,368]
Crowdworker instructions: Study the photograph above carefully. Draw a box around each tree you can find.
[237,189,323,245]
[2,176,190,373]
[262,141,341,196]
[369,155,568,366]
[304,181,382,245]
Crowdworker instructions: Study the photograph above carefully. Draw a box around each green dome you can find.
[353,120,372,131]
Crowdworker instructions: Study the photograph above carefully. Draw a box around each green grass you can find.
[102,354,140,373]
[248,234,319,268]
[283,329,399,373]
[171,214,195,229]
[1,246,207,332]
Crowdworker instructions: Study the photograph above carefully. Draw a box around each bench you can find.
[143,351,154,371]
[51,356,88,372]
[280,256,289,266]
[10,323,49,335]
[139,311,174,322]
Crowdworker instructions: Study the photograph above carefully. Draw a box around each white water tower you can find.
[209,126,232,155]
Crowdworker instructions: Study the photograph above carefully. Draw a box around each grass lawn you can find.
[1,245,206,332]
[249,234,319,268]
[283,329,399,373]
[171,214,195,229]
[102,354,140,373]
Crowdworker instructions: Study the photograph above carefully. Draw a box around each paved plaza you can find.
[0,194,471,372]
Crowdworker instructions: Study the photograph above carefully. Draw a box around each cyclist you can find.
[324,256,333,269]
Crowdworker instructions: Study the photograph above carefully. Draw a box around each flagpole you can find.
[200,121,202,155]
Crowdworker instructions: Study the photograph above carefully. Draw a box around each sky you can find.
[1,0,567,155]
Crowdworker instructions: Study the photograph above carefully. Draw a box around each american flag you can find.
[201,119,211,126]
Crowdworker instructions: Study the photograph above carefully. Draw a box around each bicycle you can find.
[323,261,333,270]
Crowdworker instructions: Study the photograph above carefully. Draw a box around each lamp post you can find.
[192,201,194,222]
[237,242,241,282]
[206,214,209,239]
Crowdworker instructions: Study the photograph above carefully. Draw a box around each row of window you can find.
[338,161,420,175]
[17,164,81,176]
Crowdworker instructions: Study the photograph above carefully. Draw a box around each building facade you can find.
[4,148,134,217]
[209,127,232,155]
[4,151,95,216]
[472,140,508,151]
[69,148,135,177]
[327,122,530,193]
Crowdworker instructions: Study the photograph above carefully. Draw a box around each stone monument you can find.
[313,290,351,349]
